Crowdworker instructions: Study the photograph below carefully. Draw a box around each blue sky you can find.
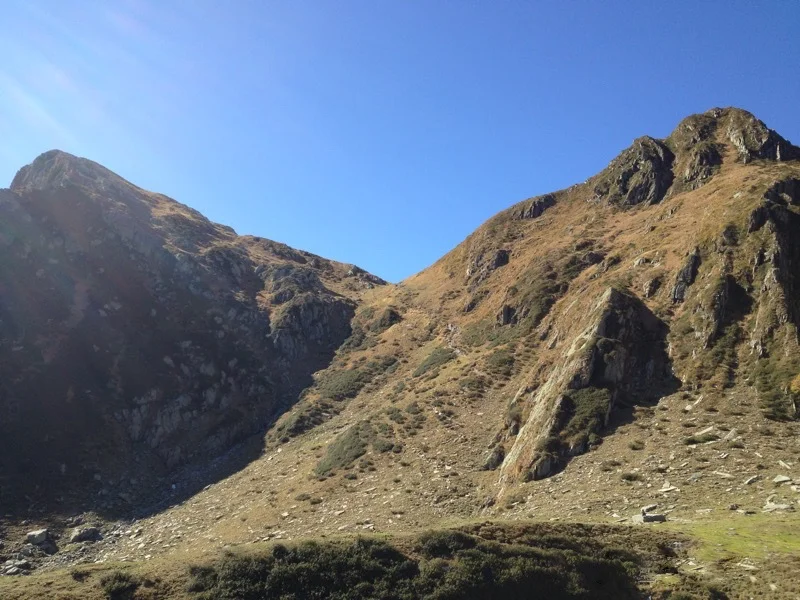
[1,1,799,282]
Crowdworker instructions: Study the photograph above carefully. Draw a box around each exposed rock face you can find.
[590,108,800,207]
[465,246,512,286]
[671,249,701,303]
[0,151,382,513]
[666,112,724,193]
[592,137,675,206]
[764,177,800,206]
[722,108,800,163]
[500,288,676,483]
[513,194,557,220]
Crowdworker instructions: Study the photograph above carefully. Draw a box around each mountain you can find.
[0,150,384,515]
[2,108,800,599]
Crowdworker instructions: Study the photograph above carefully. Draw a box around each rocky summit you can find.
[3,108,800,599]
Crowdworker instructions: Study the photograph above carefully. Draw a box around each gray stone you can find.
[25,529,49,545]
[69,526,101,543]
[632,512,667,524]
[763,501,794,513]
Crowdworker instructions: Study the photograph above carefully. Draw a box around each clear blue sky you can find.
[1,1,798,282]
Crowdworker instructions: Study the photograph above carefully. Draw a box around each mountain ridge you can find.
[2,106,800,598]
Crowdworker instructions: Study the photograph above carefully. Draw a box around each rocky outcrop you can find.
[666,112,724,193]
[513,194,557,220]
[764,177,800,205]
[0,151,382,515]
[590,108,800,206]
[500,288,676,483]
[592,137,675,207]
[721,108,800,163]
[465,247,512,286]
[671,248,701,303]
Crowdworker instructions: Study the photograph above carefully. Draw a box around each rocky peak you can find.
[715,107,800,163]
[592,136,675,207]
[11,150,132,193]
[0,152,385,516]
[592,107,800,208]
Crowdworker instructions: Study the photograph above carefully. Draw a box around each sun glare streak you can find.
[0,73,78,147]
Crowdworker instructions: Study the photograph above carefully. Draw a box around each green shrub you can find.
[413,348,456,377]
[373,438,395,453]
[487,348,515,376]
[560,387,612,448]
[100,571,140,600]
[318,369,371,401]
[316,422,373,475]
[187,527,646,600]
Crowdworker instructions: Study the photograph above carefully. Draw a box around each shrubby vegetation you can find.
[186,527,656,600]
[315,419,399,475]
[317,369,372,401]
[100,570,141,600]
[560,386,612,449]
[413,347,456,377]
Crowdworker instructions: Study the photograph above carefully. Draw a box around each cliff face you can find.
[0,151,383,513]
[499,288,677,482]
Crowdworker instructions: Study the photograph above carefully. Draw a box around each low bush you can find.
[560,387,612,448]
[187,528,646,600]
[100,571,141,600]
[317,369,371,401]
[315,422,373,475]
[413,347,456,377]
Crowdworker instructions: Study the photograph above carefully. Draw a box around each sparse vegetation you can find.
[368,307,402,333]
[486,347,515,376]
[315,419,398,475]
[318,369,372,401]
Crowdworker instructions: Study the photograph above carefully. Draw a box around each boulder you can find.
[69,526,101,543]
[25,529,49,545]
[632,511,667,524]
